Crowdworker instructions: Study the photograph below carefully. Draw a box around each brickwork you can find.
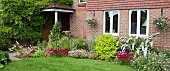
[70,0,87,38]
[86,0,170,11]
[71,0,170,49]
[149,8,170,49]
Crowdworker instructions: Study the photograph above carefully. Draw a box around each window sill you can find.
[77,3,86,7]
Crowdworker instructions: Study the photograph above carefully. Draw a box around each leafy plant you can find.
[115,51,134,65]
[0,51,10,69]
[130,50,170,71]
[31,50,46,57]
[118,32,159,57]
[153,17,170,32]
[95,34,118,61]
[68,49,97,59]
[0,0,49,41]
[59,36,69,48]
[48,22,61,49]
[88,37,96,51]
[49,0,73,5]
[37,41,47,50]
[0,32,8,51]
[86,18,97,27]
[73,38,88,50]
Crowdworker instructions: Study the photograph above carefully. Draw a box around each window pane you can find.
[131,11,137,34]
[113,11,118,33]
[80,0,86,3]
[140,10,147,35]
[105,12,110,33]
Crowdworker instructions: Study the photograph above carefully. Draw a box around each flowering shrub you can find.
[130,50,170,71]
[86,18,97,27]
[68,49,97,59]
[115,51,134,65]
[153,17,170,32]
[45,48,69,57]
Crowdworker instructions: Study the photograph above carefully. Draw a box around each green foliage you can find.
[118,32,159,57]
[0,51,10,69]
[95,34,118,61]
[86,18,97,27]
[153,17,169,32]
[0,0,49,41]
[48,22,60,49]
[59,36,69,48]
[130,49,170,71]
[37,41,47,50]
[31,50,46,57]
[88,37,96,51]
[49,0,73,5]
[73,38,88,50]
[0,32,8,51]
[68,49,97,59]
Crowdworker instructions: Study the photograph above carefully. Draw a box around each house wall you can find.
[71,0,170,49]
[86,0,170,11]
[70,0,87,38]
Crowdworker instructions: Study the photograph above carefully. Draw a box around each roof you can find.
[44,2,75,10]
[86,0,170,11]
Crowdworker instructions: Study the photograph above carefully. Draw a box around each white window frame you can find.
[79,0,86,4]
[103,10,120,36]
[129,9,149,37]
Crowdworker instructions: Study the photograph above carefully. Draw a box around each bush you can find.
[68,49,97,59]
[73,38,88,50]
[130,50,170,71]
[37,41,47,50]
[88,37,96,51]
[0,51,10,69]
[0,33,8,51]
[59,36,69,48]
[48,22,61,49]
[95,34,118,61]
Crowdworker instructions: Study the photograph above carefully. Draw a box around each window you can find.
[104,11,119,36]
[79,0,86,4]
[129,10,149,36]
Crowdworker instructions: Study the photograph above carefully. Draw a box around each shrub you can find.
[59,36,69,48]
[95,34,118,61]
[31,50,45,57]
[73,38,88,50]
[37,41,47,50]
[48,22,61,49]
[130,50,170,71]
[115,51,134,65]
[68,49,97,59]
[88,37,96,51]
[0,33,8,51]
[45,48,69,57]
[0,51,10,69]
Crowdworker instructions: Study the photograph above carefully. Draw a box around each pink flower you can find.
[45,48,53,56]
[24,52,30,57]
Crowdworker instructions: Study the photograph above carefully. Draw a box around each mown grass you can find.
[1,57,135,71]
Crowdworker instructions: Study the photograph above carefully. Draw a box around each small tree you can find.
[48,22,61,49]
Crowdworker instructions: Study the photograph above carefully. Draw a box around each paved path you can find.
[8,52,21,61]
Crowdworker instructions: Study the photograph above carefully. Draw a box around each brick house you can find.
[43,0,170,49]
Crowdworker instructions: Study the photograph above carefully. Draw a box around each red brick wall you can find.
[149,8,170,49]
[70,0,87,38]
[86,0,170,10]
[71,0,170,49]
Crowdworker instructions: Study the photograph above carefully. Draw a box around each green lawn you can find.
[1,57,135,71]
